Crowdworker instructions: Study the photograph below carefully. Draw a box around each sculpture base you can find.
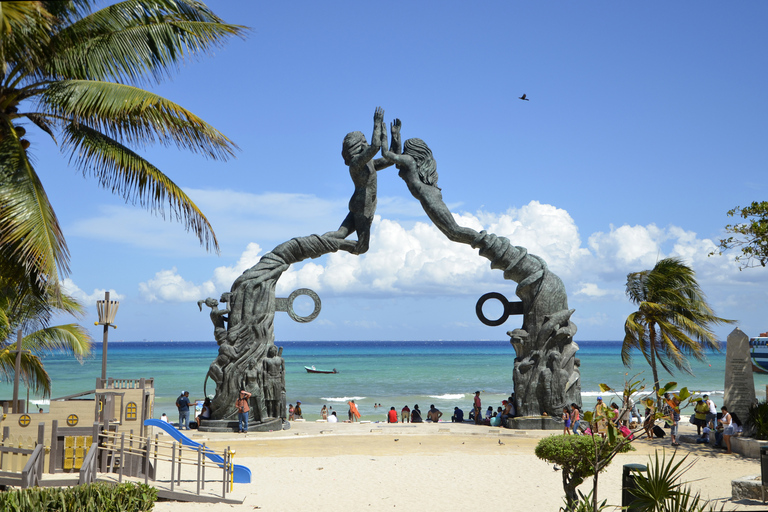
[198,417,285,433]
[504,416,561,430]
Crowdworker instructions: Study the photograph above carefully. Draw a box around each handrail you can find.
[79,443,99,485]
[20,444,43,488]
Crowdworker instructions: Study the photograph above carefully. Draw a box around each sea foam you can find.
[321,396,366,402]
[427,394,466,400]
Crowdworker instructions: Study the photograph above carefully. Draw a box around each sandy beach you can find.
[150,420,765,512]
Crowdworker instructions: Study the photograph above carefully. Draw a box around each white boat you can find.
[749,332,768,373]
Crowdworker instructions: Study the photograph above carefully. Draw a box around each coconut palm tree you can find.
[0,275,91,397]
[0,0,246,295]
[623,257,733,402]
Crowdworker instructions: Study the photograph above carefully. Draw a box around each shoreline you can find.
[150,420,764,512]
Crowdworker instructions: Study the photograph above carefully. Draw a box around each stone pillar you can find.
[724,327,756,423]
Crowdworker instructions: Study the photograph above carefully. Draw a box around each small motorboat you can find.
[304,365,338,374]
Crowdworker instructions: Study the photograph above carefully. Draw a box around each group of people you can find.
[690,395,742,454]
[173,391,212,430]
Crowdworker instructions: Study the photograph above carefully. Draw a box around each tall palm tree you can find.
[623,257,733,402]
[0,0,246,295]
[0,275,91,397]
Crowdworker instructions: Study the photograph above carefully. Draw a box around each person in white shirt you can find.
[328,411,338,423]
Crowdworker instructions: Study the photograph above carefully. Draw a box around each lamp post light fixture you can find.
[95,291,119,384]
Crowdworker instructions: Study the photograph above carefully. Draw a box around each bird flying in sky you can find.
[519,93,529,101]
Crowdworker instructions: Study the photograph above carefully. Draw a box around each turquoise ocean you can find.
[2,340,765,421]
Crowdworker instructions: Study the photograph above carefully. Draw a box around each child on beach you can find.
[570,403,581,435]
[562,406,571,434]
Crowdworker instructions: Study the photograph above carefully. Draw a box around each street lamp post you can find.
[12,329,22,413]
[95,291,119,385]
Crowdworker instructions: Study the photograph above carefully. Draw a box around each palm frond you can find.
[42,80,238,159]
[0,348,52,396]
[23,324,92,358]
[62,123,219,252]
[51,12,247,84]
[0,131,68,292]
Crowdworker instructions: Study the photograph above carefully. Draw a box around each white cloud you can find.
[138,267,216,302]
[62,279,124,303]
[131,199,760,324]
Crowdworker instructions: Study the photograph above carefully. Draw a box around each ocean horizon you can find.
[2,340,763,422]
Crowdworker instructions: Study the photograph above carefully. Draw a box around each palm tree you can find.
[623,257,733,402]
[0,1,246,295]
[0,276,91,397]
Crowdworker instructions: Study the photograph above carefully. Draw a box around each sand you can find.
[151,421,765,512]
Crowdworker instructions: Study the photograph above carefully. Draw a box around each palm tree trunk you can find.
[649,323,662,409]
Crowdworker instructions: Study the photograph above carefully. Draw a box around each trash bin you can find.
[622,463,647,511]
[761,445,768,485]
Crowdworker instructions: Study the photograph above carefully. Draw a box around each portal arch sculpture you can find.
[198,109,581,430]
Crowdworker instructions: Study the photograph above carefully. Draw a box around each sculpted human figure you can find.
[198,294,231,344]
[262,345,285,419]
[324,107,401,254]
[206,342,237,393]
[379,133,478,245]
[243,360,268,423]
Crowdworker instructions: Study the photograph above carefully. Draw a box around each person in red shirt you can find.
[387,407,398,423]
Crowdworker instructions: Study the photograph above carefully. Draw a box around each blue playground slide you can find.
[144,419,252,484]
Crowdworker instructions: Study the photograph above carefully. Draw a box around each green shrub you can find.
[536,434,634,508]
[745,400,768,439]
[0,482,156,512]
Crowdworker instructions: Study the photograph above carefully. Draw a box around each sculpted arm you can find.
[351,107,384,168]
[374,118,401,171]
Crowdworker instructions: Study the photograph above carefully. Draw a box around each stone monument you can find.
[724,327,756,423]
[197,108,580,430]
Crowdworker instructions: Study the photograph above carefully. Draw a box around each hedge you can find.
[0,482,156,512]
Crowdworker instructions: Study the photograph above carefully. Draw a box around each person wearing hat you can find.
[236,389,252,433]
[294,401,303,419]
[593,396,607,433]
[176,391,191,430]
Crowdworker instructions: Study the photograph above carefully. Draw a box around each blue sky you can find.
[36,1,768,342]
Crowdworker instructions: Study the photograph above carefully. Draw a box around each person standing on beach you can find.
[348,400,360,422]
[294,401,303,419]
[321,405,328,420]
[236,389,252,433]
[401,405,410,423]
[176,391,191,430]
[704,394,717,429]
[562,406,571,434]
[387,407,398,423]
[570,403,581,435]
[669,396,681,447]
[473,391,482,425]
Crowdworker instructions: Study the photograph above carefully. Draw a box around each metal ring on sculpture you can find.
[286,288,321,323]
[475,292,511,326]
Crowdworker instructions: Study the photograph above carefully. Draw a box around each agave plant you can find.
[628,450,726,512]
[0,1,246,294]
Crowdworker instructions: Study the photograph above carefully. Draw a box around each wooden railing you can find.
[78,443,99,485]
[99,430,233,498]
[19,444,44,488]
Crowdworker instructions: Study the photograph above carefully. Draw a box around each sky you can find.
[32,1,768,343]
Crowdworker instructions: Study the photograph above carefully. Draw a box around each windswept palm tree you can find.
[623,257,733,402]
[0,276,91,397]
[0,0,246,295]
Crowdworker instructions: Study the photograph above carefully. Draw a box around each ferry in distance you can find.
[749,332,768,373]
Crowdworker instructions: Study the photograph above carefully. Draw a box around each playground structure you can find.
[0,377,246,502]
